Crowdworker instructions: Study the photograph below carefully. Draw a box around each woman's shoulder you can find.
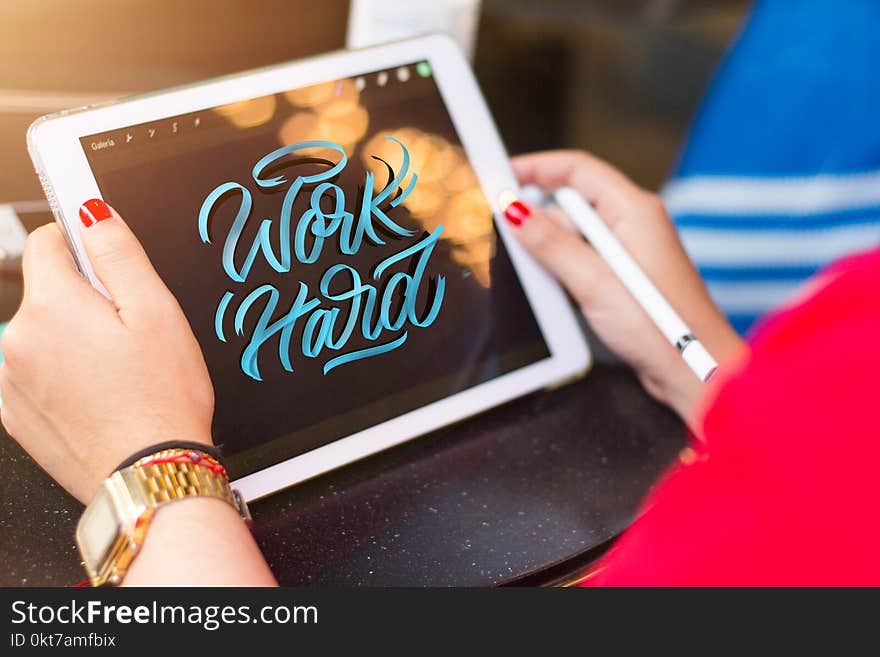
[706,246,880,443]
[740,246,880,366]
[591,248,880,585]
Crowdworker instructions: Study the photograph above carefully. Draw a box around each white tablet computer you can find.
[28,34,590,500]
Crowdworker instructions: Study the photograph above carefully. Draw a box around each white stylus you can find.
[519,185,718,382]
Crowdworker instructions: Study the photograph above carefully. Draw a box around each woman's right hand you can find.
[506,150,745,426]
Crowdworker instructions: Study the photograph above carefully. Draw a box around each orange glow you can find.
[278,78,368,156]
[283,80,337,108]
[362,127,494,287]
[213,95,277,128]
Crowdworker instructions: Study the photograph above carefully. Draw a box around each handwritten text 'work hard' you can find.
[198,138,445,380]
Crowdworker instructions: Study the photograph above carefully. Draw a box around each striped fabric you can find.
[663,0,880,334]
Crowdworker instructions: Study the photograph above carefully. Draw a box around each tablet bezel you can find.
[28,34,591,500]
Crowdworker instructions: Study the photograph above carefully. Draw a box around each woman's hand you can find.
[507,151,744,425]
[0,200,214,503]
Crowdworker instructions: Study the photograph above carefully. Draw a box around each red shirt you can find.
[587,248,880,586]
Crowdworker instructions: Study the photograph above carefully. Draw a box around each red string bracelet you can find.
[132,449,228,479]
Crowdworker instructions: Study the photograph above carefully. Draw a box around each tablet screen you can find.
[80,61,550,478]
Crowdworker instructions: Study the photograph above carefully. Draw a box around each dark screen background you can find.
[82,62,549,478]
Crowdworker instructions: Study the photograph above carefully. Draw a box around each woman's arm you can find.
[0,202,276,585]
[124,498,276,586]
[505,151,880,585]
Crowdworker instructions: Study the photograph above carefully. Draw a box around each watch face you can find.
[76,484,121,571]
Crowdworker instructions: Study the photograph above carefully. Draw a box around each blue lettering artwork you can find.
[199,136,446,380]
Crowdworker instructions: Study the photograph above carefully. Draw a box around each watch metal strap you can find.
[119,456,251,520]
[126,460,232,505]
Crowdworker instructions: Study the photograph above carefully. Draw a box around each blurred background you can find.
[0,1,747,218]
[0,0,749,316]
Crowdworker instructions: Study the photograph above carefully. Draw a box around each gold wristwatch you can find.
[75,449,251,586]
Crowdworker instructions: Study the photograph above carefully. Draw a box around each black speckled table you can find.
[0,349,684,586]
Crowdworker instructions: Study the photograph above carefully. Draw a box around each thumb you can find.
[503,200,608,309]
[77,198,169,320]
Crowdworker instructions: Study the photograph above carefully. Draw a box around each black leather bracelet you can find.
[113,441,226,472]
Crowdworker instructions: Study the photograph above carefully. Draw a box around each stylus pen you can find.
[548,186,718,382]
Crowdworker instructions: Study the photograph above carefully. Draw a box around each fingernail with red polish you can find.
[504,200,531,226]
[79,198,112,227]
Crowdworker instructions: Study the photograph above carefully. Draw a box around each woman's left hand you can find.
[0,206,215,504]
